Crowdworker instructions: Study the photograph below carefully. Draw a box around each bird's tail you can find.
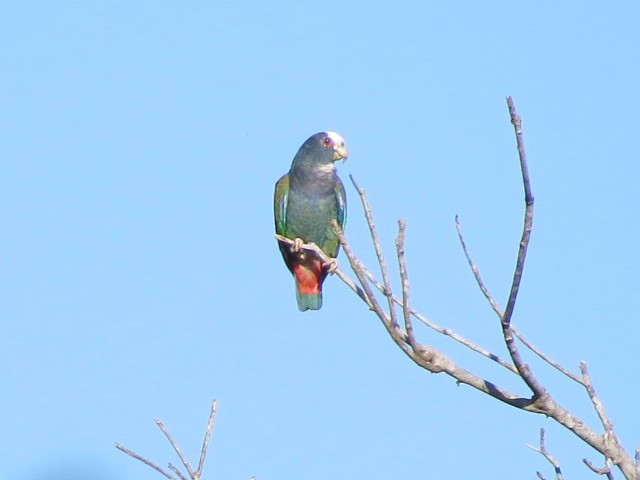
[295,287,322,311]
[293,262,324,311]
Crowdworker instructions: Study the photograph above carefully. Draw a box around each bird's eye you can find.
[323,136,334,147]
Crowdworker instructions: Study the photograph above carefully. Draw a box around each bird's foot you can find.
[290,238,305,253]
[324,258,339,274]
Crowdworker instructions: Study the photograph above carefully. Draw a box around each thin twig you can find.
[114,443,176,479]
[396,219,416,347]
[580,362,616,437]
[511,326,585,385]
[527,428,564,480]
[350,175,398,326]
[455,215,504,318]
[580,361,626,473]
[156,419,195,479]
[503,95,535,328]
[499,96,547,401]
[197,399,219,477]
[168,463,189,480]
[583,458,615,479]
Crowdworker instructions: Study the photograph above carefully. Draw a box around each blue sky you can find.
[2,2,639,479]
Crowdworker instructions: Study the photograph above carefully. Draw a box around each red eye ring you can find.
[323,136,334,147]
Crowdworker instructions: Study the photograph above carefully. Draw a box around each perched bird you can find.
[274,131,348,311]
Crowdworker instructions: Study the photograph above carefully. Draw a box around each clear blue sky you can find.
[2,2,639,479]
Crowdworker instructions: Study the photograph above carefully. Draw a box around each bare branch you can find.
[116,400,224,480]
[114,442,176,479]
[395,219,416,348]
[350,175,399,327]
[580,363,616,437]
[156,418,195,479]
[527,428,564,480]
[579,361,631,476]
[168,464,189,480]
[503,95,535,328]
[197,399,219,477]
[511,326,585,385]
[493,97,548,402]
[455,214,504,318]
[583,458,615,480]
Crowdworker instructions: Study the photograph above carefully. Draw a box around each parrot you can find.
[274,131,348,311]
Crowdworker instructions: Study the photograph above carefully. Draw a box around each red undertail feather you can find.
[292,259,325,311]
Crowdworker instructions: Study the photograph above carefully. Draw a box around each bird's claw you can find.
[324,258,339,274]
[291,238,305,253]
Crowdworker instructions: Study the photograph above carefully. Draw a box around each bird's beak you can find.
[333,144,348,163]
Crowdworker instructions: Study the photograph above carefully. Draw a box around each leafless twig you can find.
[455,214,504,318]
[583,458,615,479]
[498,96,547,401]
[156,418,195,478]
[198,399,218,475]
[169,464,189,480]
[580,363,616,439]
[115,443,176,479]
[116,399,219,480]
[512,326,585,385]
[527,428,564,480]
[350,175,399,326]
[396,219,416,348]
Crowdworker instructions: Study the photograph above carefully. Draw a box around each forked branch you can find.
[527,428,564,480]
[116,399,220,480]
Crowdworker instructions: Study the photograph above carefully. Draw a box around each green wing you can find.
[274,174,290,236]
[335,177,347,231]
[319,177,347,257]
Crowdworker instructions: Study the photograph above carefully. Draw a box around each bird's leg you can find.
[323,258,339,274]
[290,238,305,253]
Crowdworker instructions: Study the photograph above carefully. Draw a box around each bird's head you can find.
[293,131,349,170]
[320,131,349,163]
